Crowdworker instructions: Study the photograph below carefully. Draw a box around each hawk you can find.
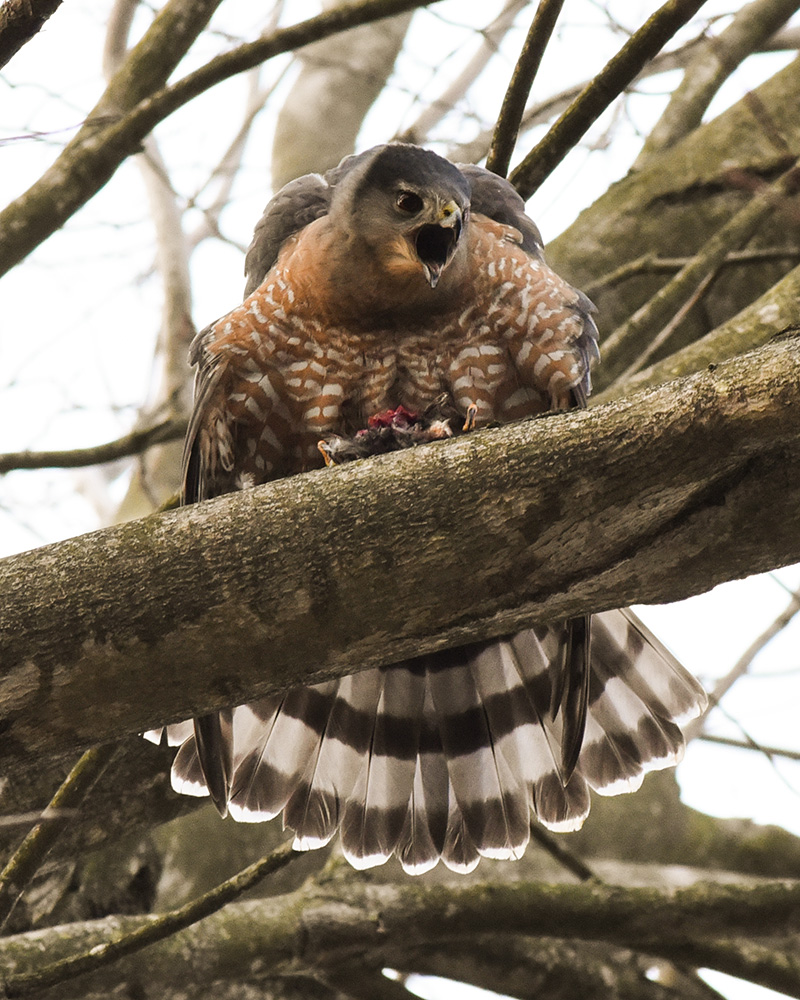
[146,144,706,874]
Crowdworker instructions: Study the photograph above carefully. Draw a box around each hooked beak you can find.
[414,200,463,289]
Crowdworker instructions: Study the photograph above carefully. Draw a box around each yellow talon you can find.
[462,403,478,432]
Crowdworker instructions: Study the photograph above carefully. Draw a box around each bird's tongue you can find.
[416,223,458,288]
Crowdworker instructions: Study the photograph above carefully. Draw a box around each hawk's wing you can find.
[243,173,330,297]
[243,148,380,296]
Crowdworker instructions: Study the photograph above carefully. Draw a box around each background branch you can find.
[634,0,800,168]
[0,419,188,474]
[0,0,439,279]
[510,0,709,198]
[4,878,800,999]
[485,0,564,177]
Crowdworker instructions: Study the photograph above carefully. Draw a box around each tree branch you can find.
[0,419,188,474]
[3,879,800,999]
[0,0,439,279]
[0,746,115,932]
[485,0,565,178]
[599,158,800,387]
[595,262,800,402]
[1,336,799,767]
[634,0,800,169]
[0,0,63,72]
[509,0,709,199]
[2,843,300,997]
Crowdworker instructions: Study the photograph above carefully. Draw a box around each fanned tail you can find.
[158,609,706,873]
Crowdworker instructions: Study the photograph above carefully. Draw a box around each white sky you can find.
[1,5,799,999]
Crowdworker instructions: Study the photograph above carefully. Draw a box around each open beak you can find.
[415,200,463,289]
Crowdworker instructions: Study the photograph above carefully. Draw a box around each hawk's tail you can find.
[146,608,706,874]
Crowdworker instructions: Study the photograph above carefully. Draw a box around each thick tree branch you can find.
[3,879,800,999]
[0,0,63,71]
[1,337,799,767]
[0,0,438,278]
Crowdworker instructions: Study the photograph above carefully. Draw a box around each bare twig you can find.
[509,0,709,199]
[450,22,800,165]
[614,268,718,382]
[699,734,800,762]
[583,247,800,297]
[528,821,598,882]
[486,0,564,177]
[685,587,800,741]
[397,0,528,146]
[0,418,188,474]
[2,842,300,996]
[0,746,115,932]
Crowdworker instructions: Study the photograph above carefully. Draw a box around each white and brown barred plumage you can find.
[145,144,706,874]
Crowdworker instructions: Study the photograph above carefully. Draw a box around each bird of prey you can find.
[146,143,706,875]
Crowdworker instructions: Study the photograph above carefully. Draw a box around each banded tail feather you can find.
[144,608,706,874]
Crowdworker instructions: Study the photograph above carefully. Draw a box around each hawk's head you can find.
[331,144,471,292]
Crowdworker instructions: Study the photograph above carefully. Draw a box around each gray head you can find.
[329,144,471,289]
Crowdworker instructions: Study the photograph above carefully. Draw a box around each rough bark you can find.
[4,878,800,999]
[1,335,799,767]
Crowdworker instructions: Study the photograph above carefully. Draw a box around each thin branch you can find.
[582,247,800,298]
[450,22,800,165]
[185,65,288,252]
[699,734,800,762]
[613,267,718,383]
[0,0,63,72]
[528,821,598,882]
[0,418,188,474]
[594,266,800,404]
[509,0,709,199]
[0,746,116,932]
[685,587,800,741]
[2,842,300,997]
[600,158,800,389]
[486,0,564,178]
[396,0,529,146]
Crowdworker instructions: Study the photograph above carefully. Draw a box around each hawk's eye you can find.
[396,191,424,214]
